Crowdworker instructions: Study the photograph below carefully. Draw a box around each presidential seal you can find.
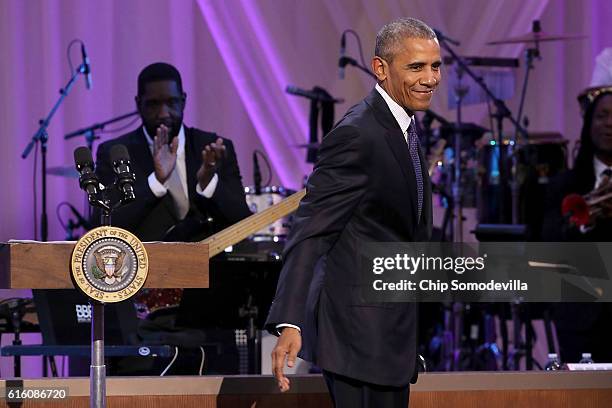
[71,226,148,303]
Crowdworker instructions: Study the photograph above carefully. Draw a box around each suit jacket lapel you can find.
[184,127,200,202]
[127,129,155,177]
[365,89,420,224]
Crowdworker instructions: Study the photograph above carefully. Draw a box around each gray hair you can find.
[375,18,437,62]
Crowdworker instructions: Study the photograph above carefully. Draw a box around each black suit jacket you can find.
[265,89,432,387]
[93,126,251,241]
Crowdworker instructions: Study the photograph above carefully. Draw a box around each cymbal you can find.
[487,32,586,45]
[48,165,79,178]
[291,143,320,149]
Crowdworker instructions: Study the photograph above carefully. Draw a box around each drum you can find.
[244,186,293,240]
[477,132,567,227]
[430,141,480,209]
[518,133,568,238]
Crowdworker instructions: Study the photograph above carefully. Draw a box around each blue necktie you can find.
[407,121,423,222]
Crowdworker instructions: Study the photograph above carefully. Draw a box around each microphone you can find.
[285,85,344,103]
[338,56,358,69]
[81,43,92,90]
[339,32,346,79]
[73,146,100,204]
[109,144,136,203]
[253,152,262,195]
[109,145,135,202]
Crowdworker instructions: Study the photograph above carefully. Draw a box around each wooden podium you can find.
[0,189,306,290]
[0,189,306,408]
[0,240,209,289]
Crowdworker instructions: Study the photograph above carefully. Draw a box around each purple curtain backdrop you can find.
[1,0,611,376]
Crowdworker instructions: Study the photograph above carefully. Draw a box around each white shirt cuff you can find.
[196,173,219,198]
[148,172,168,198]
[275,323,301,336]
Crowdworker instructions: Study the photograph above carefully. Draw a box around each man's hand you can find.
[197,138,226,190]
[271,327,302,392]
[153,124,179,184]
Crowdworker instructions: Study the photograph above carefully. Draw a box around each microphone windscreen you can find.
[110,144,130,163]
[74,146,93,167]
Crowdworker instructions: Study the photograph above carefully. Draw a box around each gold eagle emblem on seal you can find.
[71,226,148,303]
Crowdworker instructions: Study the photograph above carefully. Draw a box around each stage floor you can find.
[1,371,611,407]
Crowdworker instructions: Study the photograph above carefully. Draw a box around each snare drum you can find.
[244,186,293,240]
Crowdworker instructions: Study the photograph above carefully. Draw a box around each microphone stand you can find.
[339,56,375,78]
[65,111,139,152]
[436,30,528,225]
[65,111,139,219]
[285,85,343,163]
[75,153,128,408]
[21,62,89,242]
[511,21,542,224]
[437,29,531,372]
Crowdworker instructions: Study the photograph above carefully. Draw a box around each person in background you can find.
[542,87,612,364]
[94,62,251,242]
[94,62,251,375]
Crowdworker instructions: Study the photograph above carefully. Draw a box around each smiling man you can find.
[266,18,441,408]
[92,63,251,375]
[94,62,251,241]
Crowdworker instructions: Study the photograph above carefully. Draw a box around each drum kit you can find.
[244,185,294,241]
[422,22,591,372]
[429,21,585,240]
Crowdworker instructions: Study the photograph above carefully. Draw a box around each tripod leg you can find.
[525,311,535,370]
[543,308,556,353]
[500,305,509,370]
[511,301,523,370]
[49,356,58,377]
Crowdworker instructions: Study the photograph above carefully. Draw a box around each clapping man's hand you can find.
[153,124,179,184]
[197,137,226,190]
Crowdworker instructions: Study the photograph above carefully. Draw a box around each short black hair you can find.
[137,62,183,96]
[375,18,437,63]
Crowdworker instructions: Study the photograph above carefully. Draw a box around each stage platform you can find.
[1,371,611,407]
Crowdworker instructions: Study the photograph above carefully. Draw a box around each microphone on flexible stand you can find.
[80,43,92,90]
[109,144,136,204]
[338,32,346,79]
[253,152,262,195]
[339,56,358,70]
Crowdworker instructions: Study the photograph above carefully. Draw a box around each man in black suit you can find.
[93,62,251,374]
[266,18,441,407]
[542,88,612,364]
[94,62,251,241]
